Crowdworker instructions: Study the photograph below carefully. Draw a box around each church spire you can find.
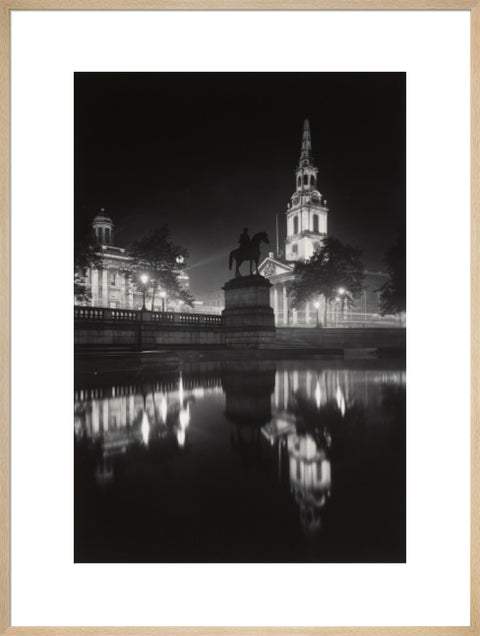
[299,119,313,167]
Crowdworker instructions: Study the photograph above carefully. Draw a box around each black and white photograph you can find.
[74,72,406,564]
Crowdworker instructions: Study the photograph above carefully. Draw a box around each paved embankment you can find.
[275,327,405,352]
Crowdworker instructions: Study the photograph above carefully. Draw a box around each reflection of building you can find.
[262,412,332,533]
[288,433,331,532]
[74,371,223,482]
[258,120,392,327]
[79,208,190,310]
[261,361,406,533]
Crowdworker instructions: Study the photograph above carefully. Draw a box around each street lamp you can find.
[159,290,166,312]
[314,301,320,328]
[140,273,149,310]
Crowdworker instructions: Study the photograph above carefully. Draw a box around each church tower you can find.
[285,120,328,262]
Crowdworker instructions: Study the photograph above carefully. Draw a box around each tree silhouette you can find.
[378,233,406,316]
[74,230,103,303]
[128,226,194,310]
[290,236,365,326]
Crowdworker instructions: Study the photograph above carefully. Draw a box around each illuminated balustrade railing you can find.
[75,305,223,327]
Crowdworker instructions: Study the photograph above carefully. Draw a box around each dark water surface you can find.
[74,356,406,563]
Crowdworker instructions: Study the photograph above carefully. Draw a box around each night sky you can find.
[74,72,405,296]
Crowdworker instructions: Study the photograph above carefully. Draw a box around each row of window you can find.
[292,214,320,234]
[95,227,112,245]
[297,173,316,188]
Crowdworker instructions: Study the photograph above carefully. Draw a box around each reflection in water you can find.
[75,358,405,562]
[75,370,221,484]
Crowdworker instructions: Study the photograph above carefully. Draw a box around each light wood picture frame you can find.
[0,2,478,634]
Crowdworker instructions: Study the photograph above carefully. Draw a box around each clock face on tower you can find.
[311,193,320,203]
[293,195,300,206]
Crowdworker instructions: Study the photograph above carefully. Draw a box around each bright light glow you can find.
[315,381,322,409]
[177,429,186,447]
[159,291,167,298]
[179,404,190,430]
[159,395,167,423]
[338,287,345,295]
[314,301,320,309]
[140,273,149,285]
[141,410,150,447]
[335,386,346,417]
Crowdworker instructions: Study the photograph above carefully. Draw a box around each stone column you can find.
[102,269,109,308]
[305,301,310,325]
[91,269,99,306]
[283,286,288,326]
[273,285,279,325]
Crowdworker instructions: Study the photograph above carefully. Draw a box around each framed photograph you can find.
[0,2,477,634]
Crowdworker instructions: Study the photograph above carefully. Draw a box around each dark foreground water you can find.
[74,356,406,563]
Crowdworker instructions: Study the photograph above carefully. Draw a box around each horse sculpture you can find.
[229,231,269,277]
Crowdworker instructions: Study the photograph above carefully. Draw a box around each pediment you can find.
[258,257,294,278]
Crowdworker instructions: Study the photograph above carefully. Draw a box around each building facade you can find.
[79,209,189,311]
[258,120,394,327]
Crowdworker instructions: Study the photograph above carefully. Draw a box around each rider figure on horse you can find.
[238,227,251,257]
[229,228,269,277]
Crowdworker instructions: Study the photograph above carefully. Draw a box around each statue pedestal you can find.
[222,275,275,349]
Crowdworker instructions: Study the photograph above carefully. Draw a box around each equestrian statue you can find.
[229,228,270,277]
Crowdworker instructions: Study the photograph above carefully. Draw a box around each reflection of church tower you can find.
[285,120,329,262]
[288,433,331,532]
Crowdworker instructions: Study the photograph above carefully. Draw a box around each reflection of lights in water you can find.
[159,395,168,423]
[177,403,190,448]
[141,410,150,447]
[287,433,332,533]
[261,414,296,444]
[336,385,346,417]
[192,387,205,398]
[179,372,184,404]
[315,381,321,409]
[179,403,190,430]
[74,418,83,437]
[177,429,186,447]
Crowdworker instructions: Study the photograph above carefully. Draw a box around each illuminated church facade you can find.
[258,120,388,327]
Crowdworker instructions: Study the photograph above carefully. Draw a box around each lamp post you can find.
[140,274,149,310]
[314,301,320,328]
[159,290,166,312]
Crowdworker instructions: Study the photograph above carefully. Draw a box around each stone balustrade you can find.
[75,306,222,327]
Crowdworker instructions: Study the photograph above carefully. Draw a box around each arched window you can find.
[313,214,319,232]
[303,174,309,186]
[105,228,111,244]
[293,216,299,234]
[297,176,301,189]
[312,174,316,186]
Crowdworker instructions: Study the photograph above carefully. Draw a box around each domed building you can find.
[78,208,190,311]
